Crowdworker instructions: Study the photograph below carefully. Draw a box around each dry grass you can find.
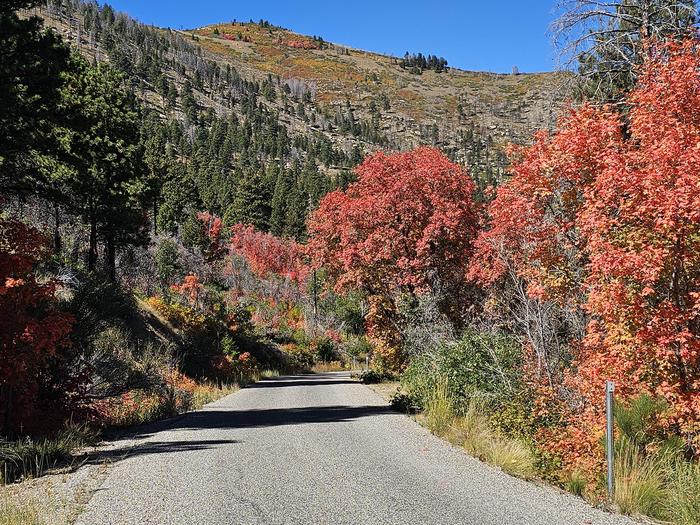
[191,383,240,410]
[418,382,536,480]
[446,404,536,480]
[0,497,42,525]
[311,361,345,373]
[422,380,454,436]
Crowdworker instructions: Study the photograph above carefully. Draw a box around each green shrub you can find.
[390,390,418,413]
[615,394,671,451]
[358,369,385,384]
[565,470,587,497]
[154,238,182,291]
[402,330,523,414]
[342,335,372,357]
[313,337,338,362]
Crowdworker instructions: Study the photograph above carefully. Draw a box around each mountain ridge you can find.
[35,1,569,190]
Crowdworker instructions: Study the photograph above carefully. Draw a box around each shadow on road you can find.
[80,439,240,466]
[79,373,389,468]
[177,404,394,432]
[247,378,357,388]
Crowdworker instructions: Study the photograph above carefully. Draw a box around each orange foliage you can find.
[472,39,700,467]
[285,38,319,50]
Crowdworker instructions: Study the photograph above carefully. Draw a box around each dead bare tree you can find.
[552,0,697,101]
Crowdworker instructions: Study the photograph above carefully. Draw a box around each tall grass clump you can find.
[449,403,536,479]
[423,379,453,436]
[613,436,666,518]
[665,459,700,525]
[0,423,97,485]
[609,394,700,523]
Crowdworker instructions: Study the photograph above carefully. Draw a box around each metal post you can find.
[312,269,318,334]
[606,380,615,499]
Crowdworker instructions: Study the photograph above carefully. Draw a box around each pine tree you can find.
[0,0,70,193]
[225,170,271,230]
[269,167,290,236]
[58,56,148,280]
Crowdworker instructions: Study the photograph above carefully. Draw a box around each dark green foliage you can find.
[0,0,70,193]
[181,211,208,252]
[225,170,272,230]
[402,330,523,412]
[155,238,182,291]
[269,167,290,236]
[358,369,386,384]
[58,55,148,278]
[314,337,338,362]
[390,390,419,413]
[400,52,448,73]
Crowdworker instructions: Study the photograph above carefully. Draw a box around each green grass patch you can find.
[1,424,97,485]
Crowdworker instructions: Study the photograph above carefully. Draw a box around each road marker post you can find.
[606,380,615,500]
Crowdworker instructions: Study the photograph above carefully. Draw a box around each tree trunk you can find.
[53,203,62,255]
[1,384,13,438]
[88,215,98,272]
[106,235,116,282]
[153,196,158,235]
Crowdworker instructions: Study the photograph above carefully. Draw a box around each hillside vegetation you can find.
[35,1,567,194]
[3,2,700,525]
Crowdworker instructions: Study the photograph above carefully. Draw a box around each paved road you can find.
[77,372,634,525]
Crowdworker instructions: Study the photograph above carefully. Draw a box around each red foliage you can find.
[0,218,73,434]
[471,39,700,463]
[229,223,308,283]
[577,40,700,450]
[170,274,205,308]
[197,211,225,260]
[468,105,622,304]
[285,39,319,50]
[308,147,479,296]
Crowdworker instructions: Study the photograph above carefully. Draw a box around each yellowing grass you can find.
[0,498,42,525]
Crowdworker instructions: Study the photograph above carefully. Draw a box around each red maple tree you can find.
[471,39,700,467]
[308,147,480,365]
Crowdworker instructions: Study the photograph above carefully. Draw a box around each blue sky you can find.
[98,1,560,73]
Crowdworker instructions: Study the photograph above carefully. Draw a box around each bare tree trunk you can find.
[106,235,116,282]
[88,215,98,272]
[53,203,61,255]
[153,197,158,235]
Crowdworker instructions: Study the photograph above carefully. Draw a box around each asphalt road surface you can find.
[76,372,635,525]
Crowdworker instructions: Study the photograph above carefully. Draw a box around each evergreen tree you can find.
[58,56,147,280]
[269,167,290,236]
[225,170,271,230]
[0,0,70,193]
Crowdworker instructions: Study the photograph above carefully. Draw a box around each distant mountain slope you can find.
[35,1,569,190]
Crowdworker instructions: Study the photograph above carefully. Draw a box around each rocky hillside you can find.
[35,1,568,187]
